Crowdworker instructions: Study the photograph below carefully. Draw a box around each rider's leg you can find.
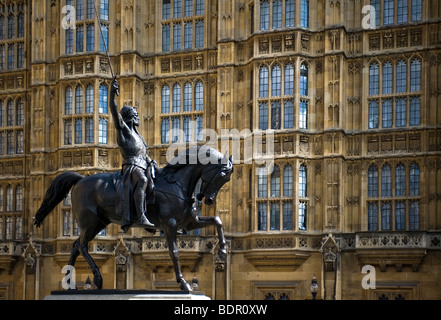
[133,167,154,227]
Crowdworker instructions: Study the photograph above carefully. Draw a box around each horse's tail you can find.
[34,172,84,228]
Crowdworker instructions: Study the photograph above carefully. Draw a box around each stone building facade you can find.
[0,0,440,300]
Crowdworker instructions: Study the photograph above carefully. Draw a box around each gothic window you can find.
[15,185,22,212]
[75,86,83,113]
[86,85,94,113]
[367,163,421,231]
[173,23,182,50]
[411,0,422,21]
[160,81,204,144]
[300,0,309,28]
[184,0,193,16]
[284,63,294,95]
[259,66,269,98]
[409,163,420,196]
[382,100,392,128]
[369,62,379,96]
[76,24,84,52]
[396,60,407,93]
[410,58,421,92]
[64,119,72,145]
[85,118,93,143]
[65,87,73,115]
[260,1,270,30]
[384,0,394,25]
[271,65,281,96]
[285,0,295,27]
[100,0,109,21]
[86,0,94,20]
[381,165,392,197]
[299,100,308,129]
[86,24,94,51]
[7,15,14,39]
[66,28,74,54]
[16,99,23,126]
[257,165,295,231]
[409,97,420,126]
[382,62,393,94]
[195,20,204,48]
[397,0,408,23]
[370,0,380,26]
[184,22,193,49]
[77,0,84,20]
[300,63,308,96]
[162,24,170,52]
[395,164,405,196]
[174,0,182,18]
[99,84,108,114]
[196,0,204,15]
[75,119,83,144]
[272,0,282,29]
[100,24,109,52]
[395,98,406,127]
[259,103,268,130]
[368,165,379,197]
[271,102,281,129]
[163,0,171,19]
[368,202,378,230]
[99,118,107,144]
[284,100,294,129]
[17,13,24,38]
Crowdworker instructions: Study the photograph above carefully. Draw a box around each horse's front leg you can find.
[163,219,192,291]
[187,216,227,261]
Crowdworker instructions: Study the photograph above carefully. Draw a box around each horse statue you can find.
[34,146,233,291]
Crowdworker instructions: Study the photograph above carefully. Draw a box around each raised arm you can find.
[110,79,125,130]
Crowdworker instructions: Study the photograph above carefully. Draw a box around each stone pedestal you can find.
[44,289,210,300]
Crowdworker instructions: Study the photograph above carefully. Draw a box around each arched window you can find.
[410,58,421,92]
[271,65,281,96]
[368,165,378,197]
[284,63,294,95]
[395,164,406,196]
[195,81,203,111]
[299,165,307,198]
[5,185,12,212]
[381,165,392,197]
[184,82,192,112]
[16,99,23,126]
[99,84,108,114]
[369,62,379,95]
[258,166,267,198]
[396,60,407,93]
[172,83,181,112]
[86,85,94,113]
[65,87,73,115]
[300,63,308,96]
[162,85,170,113]
[75,86,83,114]
[270,166,280,197]
[15,185,22,211]
[382,62,393,94]
[259,66,269,98]
[409,163,420,196]
[283,166,293,197]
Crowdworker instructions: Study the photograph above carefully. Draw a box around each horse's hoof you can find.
[180,280,192,291]
[218,248,227,261]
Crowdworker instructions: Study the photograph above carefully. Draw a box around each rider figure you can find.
[110,79,156,231]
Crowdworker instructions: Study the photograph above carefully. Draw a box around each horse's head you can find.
[197,154,233,205]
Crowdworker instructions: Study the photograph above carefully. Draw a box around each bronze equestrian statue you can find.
[34,81,233,291]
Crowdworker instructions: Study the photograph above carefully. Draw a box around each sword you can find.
[93,3,115,79]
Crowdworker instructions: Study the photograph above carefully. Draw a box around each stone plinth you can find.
[44,289,210,300]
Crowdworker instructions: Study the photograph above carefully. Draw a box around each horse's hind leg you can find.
[78,220,108,289]
[163,219,192,291]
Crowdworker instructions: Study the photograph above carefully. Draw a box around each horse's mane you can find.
[159,146,224,178]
